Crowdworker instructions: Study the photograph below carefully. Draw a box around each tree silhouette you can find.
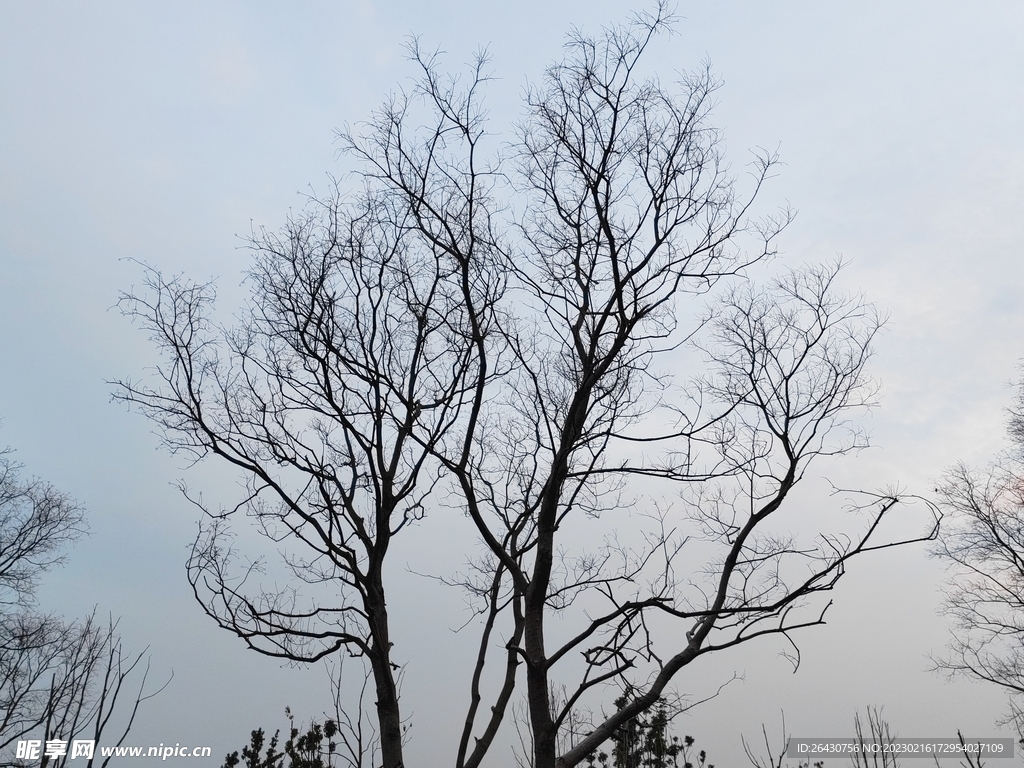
[117,5,938,767]
[933,371,1024,740]
[0,445,162,768]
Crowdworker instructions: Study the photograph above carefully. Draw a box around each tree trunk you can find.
[367,580,404,768]
[525,603,555,768]
[526,516,557,768]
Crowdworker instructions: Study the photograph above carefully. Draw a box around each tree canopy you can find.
[117,6,938,767]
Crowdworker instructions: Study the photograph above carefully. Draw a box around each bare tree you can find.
[0,446,85,756]
[932,373,1024,739]
[743,707,897,768]
[851,707,900,768]
[0,449,85,613]
[115,88,504,768]
[1008,367,1024,451]
[0,447,162,768]
[117,5,938,768]
[420,9,936,768]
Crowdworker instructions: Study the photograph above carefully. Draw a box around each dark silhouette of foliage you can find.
[582,696,710,768]
[222,710,343,768]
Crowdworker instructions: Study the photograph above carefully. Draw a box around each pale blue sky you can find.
[2,1,1023,764]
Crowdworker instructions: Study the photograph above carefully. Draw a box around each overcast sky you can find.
[2,1,1024,765]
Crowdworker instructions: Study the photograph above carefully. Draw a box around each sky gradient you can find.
[2,2,1023,765]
